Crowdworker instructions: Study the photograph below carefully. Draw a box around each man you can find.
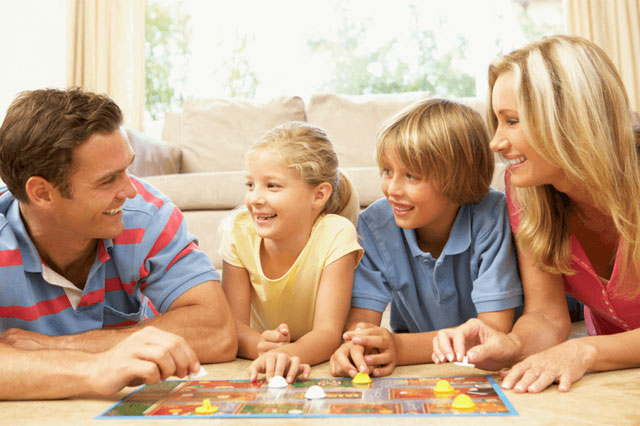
[0,88,237,399]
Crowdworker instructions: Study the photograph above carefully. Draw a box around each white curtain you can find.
[565,0,640,114]
[66,0,146,130]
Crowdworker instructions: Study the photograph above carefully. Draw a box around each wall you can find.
[0,0,66,122]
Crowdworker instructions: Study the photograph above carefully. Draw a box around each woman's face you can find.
[489,71,566,189]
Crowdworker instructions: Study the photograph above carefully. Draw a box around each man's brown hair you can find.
[0,87,123,202]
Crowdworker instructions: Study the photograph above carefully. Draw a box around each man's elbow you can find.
[199,316,238,363]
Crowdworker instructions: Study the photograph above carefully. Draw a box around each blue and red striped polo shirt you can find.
[0,177,219,335]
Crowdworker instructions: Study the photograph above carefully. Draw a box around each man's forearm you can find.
[1,344,95,400]
[56,302,237,362]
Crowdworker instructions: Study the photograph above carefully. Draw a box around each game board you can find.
[97,376,517,419]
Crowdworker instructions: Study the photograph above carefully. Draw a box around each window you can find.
[145,0,564,124]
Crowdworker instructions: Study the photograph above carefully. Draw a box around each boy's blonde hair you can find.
[249,121,359,225]
[488,35,640,288]
[376,98,494,204]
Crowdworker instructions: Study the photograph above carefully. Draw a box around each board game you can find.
[98,375,517,419]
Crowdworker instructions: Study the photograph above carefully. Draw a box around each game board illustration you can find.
[97,375,518,419]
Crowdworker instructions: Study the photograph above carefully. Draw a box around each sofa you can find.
[130,92,505,270]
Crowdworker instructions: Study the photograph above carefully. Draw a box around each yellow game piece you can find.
[452,394,476,410]
[352,372,372,384]
[195,398,219,414]
[433,379,455,393]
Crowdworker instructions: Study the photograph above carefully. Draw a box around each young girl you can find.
[330,98,523,378]
[220,121,363,383]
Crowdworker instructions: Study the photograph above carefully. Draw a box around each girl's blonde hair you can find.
[488,35,640,289]
[376,98,494,204]
[249,121,359,225]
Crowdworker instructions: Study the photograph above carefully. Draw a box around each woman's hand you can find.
[500,338,597,393]
[432,318,520,371]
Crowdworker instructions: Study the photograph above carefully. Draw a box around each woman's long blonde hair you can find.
[488,35,640,289]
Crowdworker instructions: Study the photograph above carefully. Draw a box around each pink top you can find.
[505,173,638,335]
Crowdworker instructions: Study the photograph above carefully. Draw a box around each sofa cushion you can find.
[179,96,307,173]
[126,128,181,176]
[144,171,246,211]
[306,92,432,168]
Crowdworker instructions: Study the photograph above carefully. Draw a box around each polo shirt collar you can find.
[8,200,43,273]
[404,204,472,258]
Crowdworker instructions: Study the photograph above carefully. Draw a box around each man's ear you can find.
[24,176,55,206]
[312,182,333,210]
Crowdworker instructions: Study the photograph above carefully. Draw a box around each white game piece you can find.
[189,366,207,379]
[268,375,288,388]
[453,355,475,368]
[304,385,326,399]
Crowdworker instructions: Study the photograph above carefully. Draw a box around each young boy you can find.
[330,99,523,377]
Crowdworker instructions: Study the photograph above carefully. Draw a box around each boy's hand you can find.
[257,323,291,355]
[248,351,310,384]
[345,326,398,377]
[329,340,370,377]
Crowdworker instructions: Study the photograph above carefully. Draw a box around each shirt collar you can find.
[404,204,472,258]
[8,200,43,273]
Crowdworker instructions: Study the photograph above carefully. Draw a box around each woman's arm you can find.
[221,261,263,359]
[432,240,571,370]
[505,242,572,362]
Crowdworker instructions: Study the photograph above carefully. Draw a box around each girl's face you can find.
[380,149,459,238]
[489,71,566,188]
[244,149,322,244]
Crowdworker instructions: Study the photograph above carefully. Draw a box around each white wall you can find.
[0,0,67,122]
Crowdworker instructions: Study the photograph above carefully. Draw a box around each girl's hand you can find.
[257,323,291,355]
[432,318,519,371]
[500,339,597,393]
[248,351,311,384]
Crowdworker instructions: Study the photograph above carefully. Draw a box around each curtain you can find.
[565,0,640,114]
[66,0,146,130]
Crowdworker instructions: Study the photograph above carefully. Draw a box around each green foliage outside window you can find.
[145,0,190,120]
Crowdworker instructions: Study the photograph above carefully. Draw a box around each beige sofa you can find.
[132,93,505,270]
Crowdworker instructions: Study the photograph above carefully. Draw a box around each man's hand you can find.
[89,327,200,396]
[257,323,291,355]
[432,318,519,371]
[248,351,310,384]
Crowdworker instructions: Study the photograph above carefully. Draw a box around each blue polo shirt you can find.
[351,189,522,333]
[0,177,219,335]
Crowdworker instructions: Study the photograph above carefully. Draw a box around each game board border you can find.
[96,375,518,419]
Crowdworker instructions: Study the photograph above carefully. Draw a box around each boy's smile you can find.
[380,149,459,254]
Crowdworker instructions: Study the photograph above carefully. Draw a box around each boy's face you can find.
[380,149,459,239]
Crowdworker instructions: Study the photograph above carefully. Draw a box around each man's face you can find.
[50,129,137,243]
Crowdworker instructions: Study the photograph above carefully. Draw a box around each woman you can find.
[432,35,640,393]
